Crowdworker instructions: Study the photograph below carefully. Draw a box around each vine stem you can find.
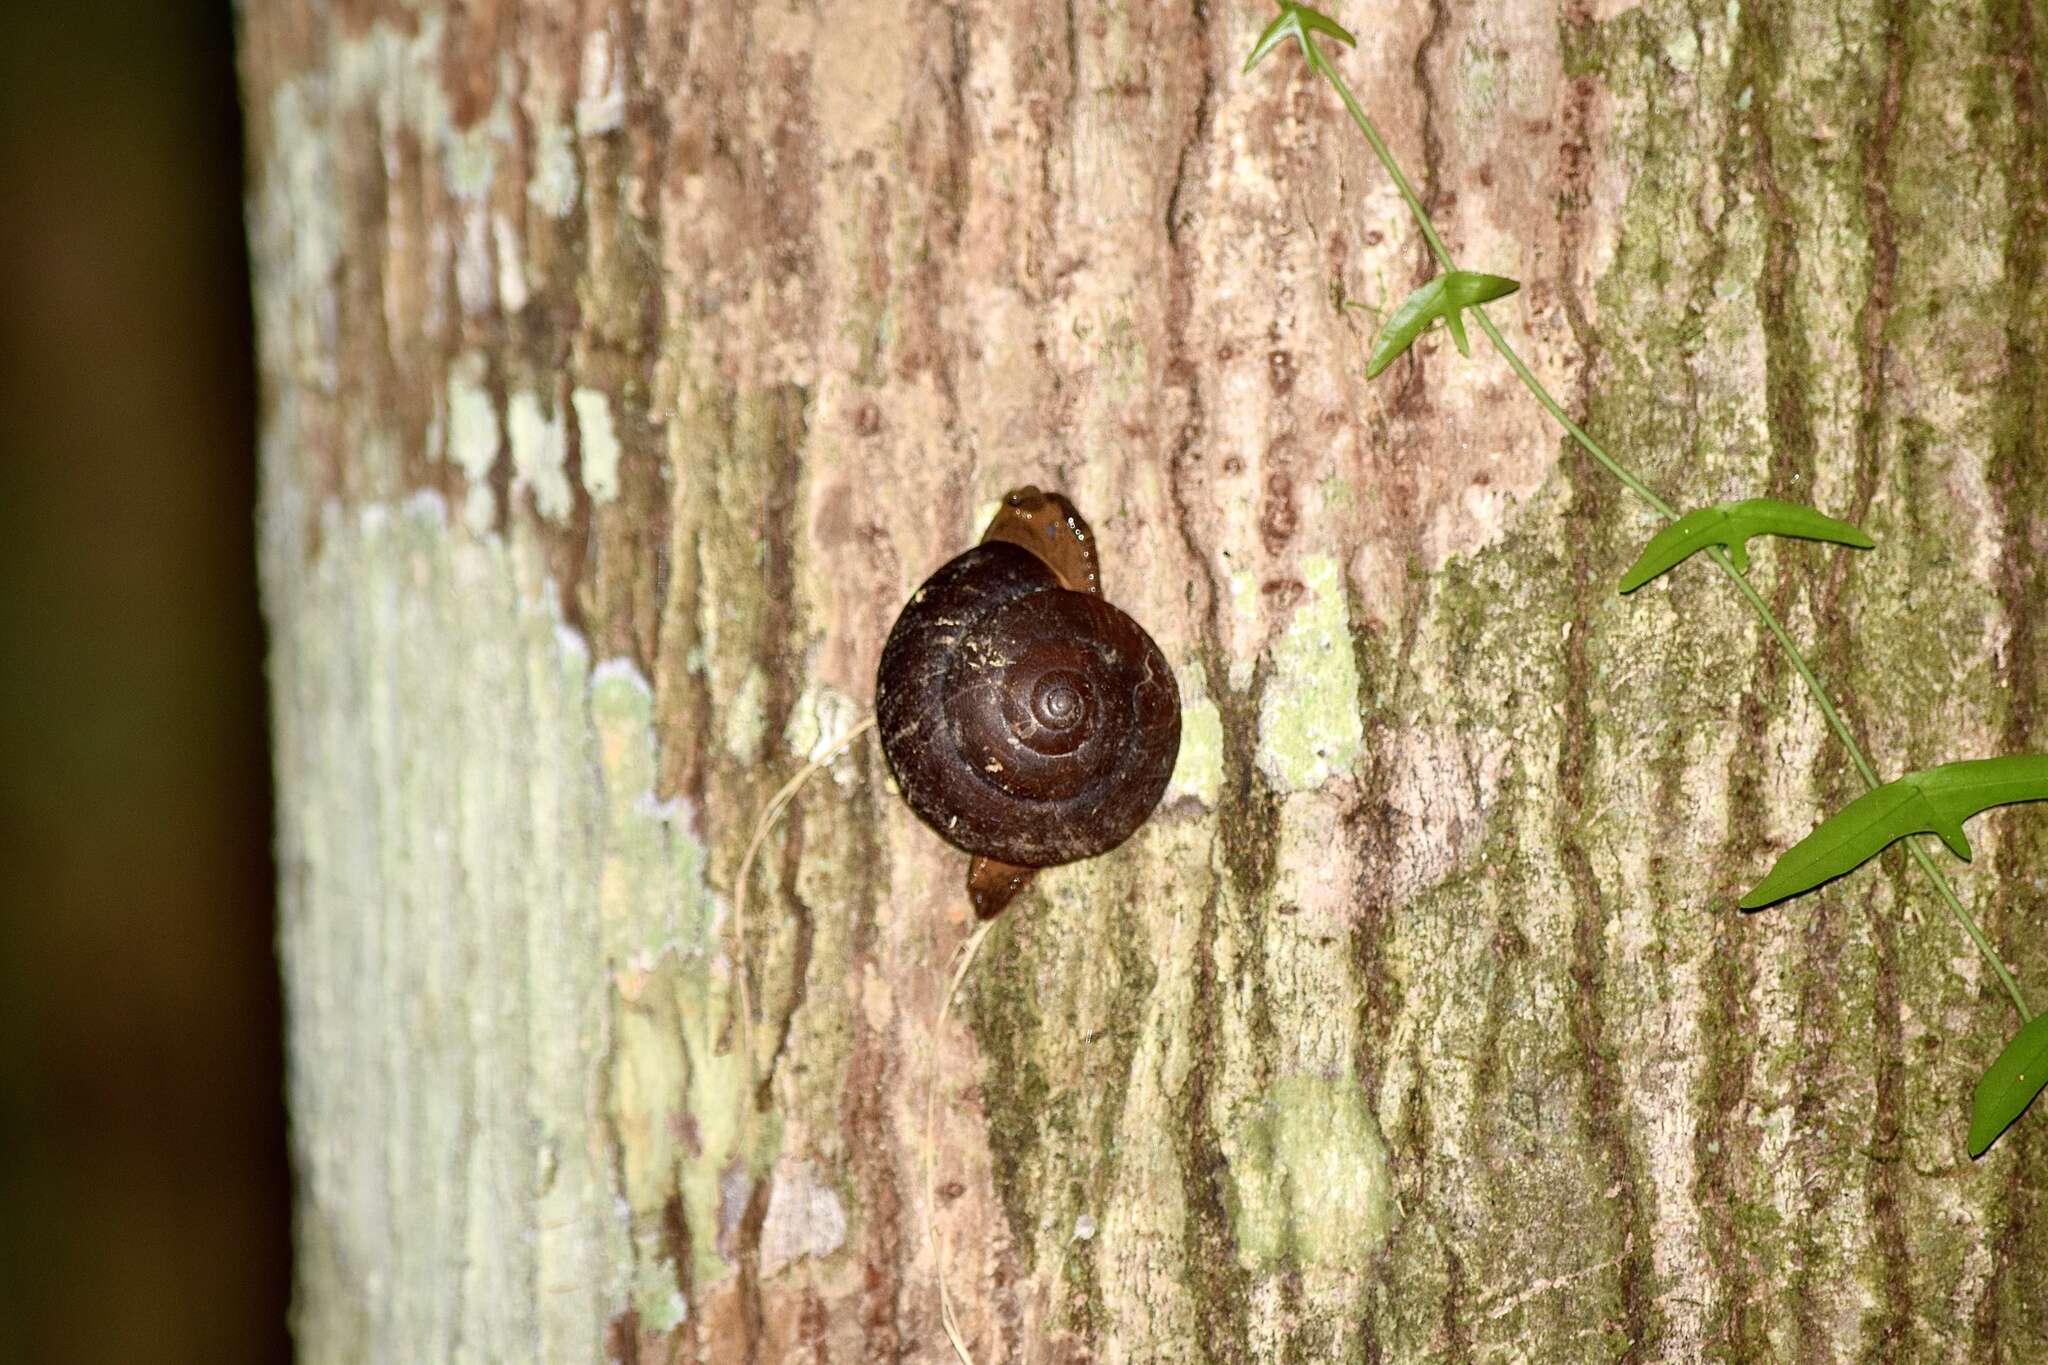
[1301,38,2031,1021]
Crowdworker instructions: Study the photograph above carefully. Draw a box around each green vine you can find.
[1247,2,2048,1157]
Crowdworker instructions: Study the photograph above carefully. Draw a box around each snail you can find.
[876,487,1181,919]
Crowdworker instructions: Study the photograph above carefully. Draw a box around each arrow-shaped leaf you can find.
[1618,498,1875,593]
[1741,755,2048,909]
[1970,1013,2048,1157]
[1360,271,1520,378]
[1244,2,1357,74]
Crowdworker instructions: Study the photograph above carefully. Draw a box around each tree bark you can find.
[243,0,2048,1360]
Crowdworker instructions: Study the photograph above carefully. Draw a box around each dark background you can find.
[0,3,290,1361]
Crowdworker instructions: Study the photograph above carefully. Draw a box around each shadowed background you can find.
[0,3,289,1361]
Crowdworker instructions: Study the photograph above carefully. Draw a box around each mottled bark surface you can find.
[243,0,2048,1359]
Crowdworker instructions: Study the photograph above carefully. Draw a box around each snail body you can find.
[877,489,1180,918]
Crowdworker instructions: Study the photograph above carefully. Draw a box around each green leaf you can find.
[1970,1013,2048,1157]
[1618,497,1875,593]
[1362,271,1520,378]
[1740,755,2048,909]
[1244,2,1357,74]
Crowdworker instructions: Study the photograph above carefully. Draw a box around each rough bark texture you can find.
[243,0,2048,1360]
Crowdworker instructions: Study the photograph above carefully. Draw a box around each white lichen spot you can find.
[759,1160,850,1276]
[1072,1213,1098,1242]
[508,391,573,522]
[446,353,500,482]
[576,28,627,136]
[1256,555,1364,792]
[573,388,622,504]
[456,206,495,318]
[527,118,582,217]
[782,684,865,769]
[492,212,529,314]
[1227,566,1260,691]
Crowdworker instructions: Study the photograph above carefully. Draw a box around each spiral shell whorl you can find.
[876,541,1180,870]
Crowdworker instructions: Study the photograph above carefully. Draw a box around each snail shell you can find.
[876,489,1180,915]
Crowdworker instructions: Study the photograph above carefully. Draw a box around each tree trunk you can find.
[242,1,2048,1360]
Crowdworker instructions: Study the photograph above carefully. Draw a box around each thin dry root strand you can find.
[925,918,995,1365]
[730,714,878,1076]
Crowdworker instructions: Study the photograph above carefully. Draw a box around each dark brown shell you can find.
[875,540,1180,869]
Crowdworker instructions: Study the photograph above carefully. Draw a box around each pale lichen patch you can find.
[509,392,573,523]
[528,117,582,217]
[1224,1073,1394,1270]
[266,495,642,1359]
[1256,555,1365,792]
[444,356,500,533]
[573,388,623,504]
[446,355,500,477]
[759,1159,850,1276]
